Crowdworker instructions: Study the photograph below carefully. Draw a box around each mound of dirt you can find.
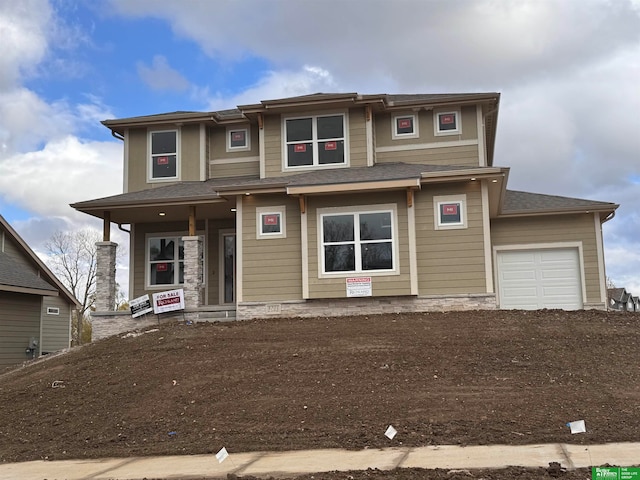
[0,309,638,478]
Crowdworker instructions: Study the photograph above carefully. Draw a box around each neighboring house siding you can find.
[241,195,303,301]
[41,296,71,353]
[491,214,601,305]
[0,291,41,366]
[306,191,412,299]
[415,183,487,294]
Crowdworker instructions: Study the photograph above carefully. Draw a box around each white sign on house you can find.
[346,277,372,297]
[152,289,185,314]
[130,294,153,318]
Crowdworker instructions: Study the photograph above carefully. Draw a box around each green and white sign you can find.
[593,467,640,479]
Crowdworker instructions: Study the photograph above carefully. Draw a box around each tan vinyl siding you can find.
[263,114,282,178]
[180,124,201,181]
[376,144,479,166]
[241,195,302,301]
[307,191,411,299]
[347,107,368,168]
[208,159,260,178]
[127,128,149,192]
[375,105,478,148]
[0,291,41,366]
[491,214,601,304]
[415,183,487,294]
[41,296,71,353]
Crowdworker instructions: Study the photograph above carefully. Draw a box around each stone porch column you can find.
[182,236,203,309]
[95,241,117,312]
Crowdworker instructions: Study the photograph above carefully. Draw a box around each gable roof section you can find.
[0,252,58,296]
[0,214,80,306]
[500,190,618,217]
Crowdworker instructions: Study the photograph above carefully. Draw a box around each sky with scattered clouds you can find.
[1,0,639,298]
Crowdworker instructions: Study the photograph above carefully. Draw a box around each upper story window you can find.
[319,205,397,276]
[434,111,461,136]
[434,194,467,230]
[227,126,250,152]
[392,114,418,139]
[149,130,178,181]
[256,206,287,239]
[284,113,346,168]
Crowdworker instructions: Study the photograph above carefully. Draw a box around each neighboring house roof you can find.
[0,252,58,295]
[0,214,80,307]
[608,288,626,302]
[501,190,618,216]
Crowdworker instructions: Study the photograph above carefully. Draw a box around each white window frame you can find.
[434,194,467,230]
[226,126,251,152]
[145,233,186,289]
[46,307,60,315]
[256,206,286,239]
[282,112,349,170]
[434,110,461,136]
[148,129,180,182]
[317,204,399,278]
[392,113,419,140]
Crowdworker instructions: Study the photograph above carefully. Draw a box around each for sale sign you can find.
[152,289,185,314]
[346,277,372,297]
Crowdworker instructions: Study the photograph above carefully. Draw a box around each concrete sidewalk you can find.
[0,443,639,480]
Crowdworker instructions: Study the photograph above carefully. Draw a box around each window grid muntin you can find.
[148,236,185,286]
[285,113,346,168]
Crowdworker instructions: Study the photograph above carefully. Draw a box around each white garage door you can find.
[497,248,583,310]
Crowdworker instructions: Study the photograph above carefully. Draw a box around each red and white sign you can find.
[346,277,372,297]
[398,118,412,129]
[157,156,169,165]
[440,114,455,125]
[263,214,279,225]
[324,141,337,150]
[152,289,185,314]
[156,263,168,272]
[442,204,459,215]
[294,144,307,153]
[232,132,244,141]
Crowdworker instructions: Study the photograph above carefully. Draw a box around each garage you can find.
[496,247,583,310]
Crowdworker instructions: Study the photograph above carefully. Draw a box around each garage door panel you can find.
[498,248,582,310]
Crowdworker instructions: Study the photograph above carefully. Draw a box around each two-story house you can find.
[72,93,618,339]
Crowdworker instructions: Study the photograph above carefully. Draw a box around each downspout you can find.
[111,130,124,141]
[601,211,616,224]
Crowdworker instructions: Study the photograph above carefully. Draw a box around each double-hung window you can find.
[320,208,395,274]
[285,114,346,168]
[150,130,178,180]
[148,236,184,286]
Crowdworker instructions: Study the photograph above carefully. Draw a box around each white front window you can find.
[434,194,467,230]
[284,113,347,168]
[434,111,461,136]
[147,236,184,287]
[319,206,396,275]
[227,127,250,152]
[256,206,287,239]
[149,130,179,181]
[392,114,418,139]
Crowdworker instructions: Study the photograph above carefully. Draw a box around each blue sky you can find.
[1,0,639,297]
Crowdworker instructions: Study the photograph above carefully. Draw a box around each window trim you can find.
[282,111,349,170]
[392,113,419,140]
[226,126,251,152]
[46,307,60,315]
[317,204,399,278]
[256,206,287,239]
[434,110,461,136]
[148,129,180,182]
[434,194,467,230]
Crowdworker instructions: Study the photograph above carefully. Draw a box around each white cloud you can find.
[0,137,123,218]
[137,55,190,92]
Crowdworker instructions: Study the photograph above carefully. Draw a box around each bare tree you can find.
[45,230,101,345]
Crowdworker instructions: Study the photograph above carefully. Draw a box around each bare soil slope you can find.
[1,310,639,479]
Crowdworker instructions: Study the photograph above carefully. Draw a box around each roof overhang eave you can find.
[0,284,60,296]
[498,205,619,218]
[287,178,421,195]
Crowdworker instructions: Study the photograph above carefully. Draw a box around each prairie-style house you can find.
[71,93,618,338]
[0,214,79,365]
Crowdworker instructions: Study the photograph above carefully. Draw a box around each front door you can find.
[220,232,236,304]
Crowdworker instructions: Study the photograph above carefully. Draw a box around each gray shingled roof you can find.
[503,190,617,214]
[0,253,58,293]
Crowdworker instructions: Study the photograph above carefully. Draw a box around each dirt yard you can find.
[0,309,638,479]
